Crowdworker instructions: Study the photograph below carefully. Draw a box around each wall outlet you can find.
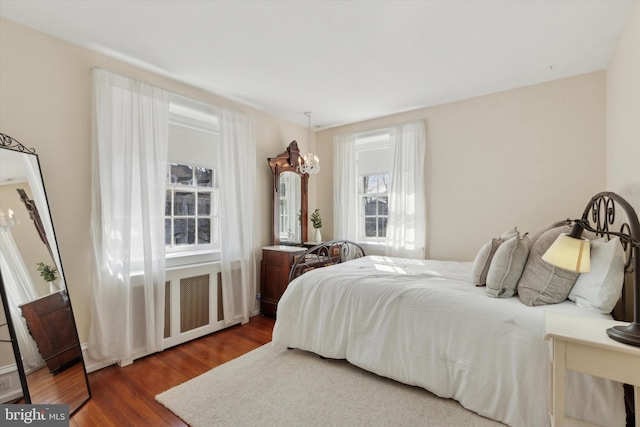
[0,377,11,390]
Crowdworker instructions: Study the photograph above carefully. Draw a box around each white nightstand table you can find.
[545,311,640,427]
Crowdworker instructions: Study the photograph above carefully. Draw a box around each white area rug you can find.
[156,343,505,426]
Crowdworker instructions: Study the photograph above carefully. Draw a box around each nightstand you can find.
[260,245,306,317]
[545,311,640,427]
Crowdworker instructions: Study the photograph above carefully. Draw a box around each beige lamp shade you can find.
[542,233,591,273]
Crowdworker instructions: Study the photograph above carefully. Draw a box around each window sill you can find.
[356,241,386,256]
[166,249,221,268]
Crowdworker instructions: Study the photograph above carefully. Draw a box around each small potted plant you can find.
[37,262,59,293]
[310,209,323,242]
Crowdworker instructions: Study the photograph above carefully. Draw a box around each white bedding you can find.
[272,256,626,427]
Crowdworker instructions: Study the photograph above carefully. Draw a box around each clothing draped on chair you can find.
[218,108,256,325]
[385,120,426,258]
[89,68,169,364]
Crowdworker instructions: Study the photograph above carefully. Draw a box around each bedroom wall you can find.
[607,2,640,203]
[0,18,312,344]
[315,72,607,262]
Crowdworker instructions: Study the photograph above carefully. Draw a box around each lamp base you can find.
[607,322,640,347]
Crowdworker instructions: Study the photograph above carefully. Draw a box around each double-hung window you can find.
[355,131,391,244]
[165,97,220,260]
[335,121,426,257]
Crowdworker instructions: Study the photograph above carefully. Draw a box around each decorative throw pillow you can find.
[471,228,520,286]
[528,220,570,247]
[471,238,502,286]
[486,233,531,298]
[517,226,579,306]
[569,237,625,314]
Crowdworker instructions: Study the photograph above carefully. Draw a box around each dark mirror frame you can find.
[0,133,91,413]
[268,141,309,245]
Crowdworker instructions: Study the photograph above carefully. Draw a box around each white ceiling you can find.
[0,0,635,130]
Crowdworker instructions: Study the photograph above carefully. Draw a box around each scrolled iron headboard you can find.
[577,192,639,427]
[288,240,366,284]
[576,192,640,324]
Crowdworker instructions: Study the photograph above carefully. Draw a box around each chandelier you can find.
[0,208,19,231]
[297,112,320,175]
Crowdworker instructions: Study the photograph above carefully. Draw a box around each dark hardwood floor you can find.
[71,315,275,427]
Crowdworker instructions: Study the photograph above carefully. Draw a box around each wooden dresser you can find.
[260,245,306,317]
[19,289,82,373]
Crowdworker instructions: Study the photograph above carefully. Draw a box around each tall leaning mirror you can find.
[0,133,90,413]
[268,141,309,245]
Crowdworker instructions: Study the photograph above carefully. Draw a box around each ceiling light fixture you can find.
[297,112,320,175]
[0,208,19,231]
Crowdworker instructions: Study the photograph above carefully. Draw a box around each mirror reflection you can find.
[268,141,309,245]
[0,137,90,413]
[279,171,302,244]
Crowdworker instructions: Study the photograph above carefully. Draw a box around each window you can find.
[355,131,391,243]
[165,163,219,249]
[335,121,425,257]
[165,96,219,256]
[359,174,390,240]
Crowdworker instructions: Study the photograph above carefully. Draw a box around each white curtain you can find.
[89,69,169,364]
[218,108,256,325]
[0,229,44,371]
[333,133,358,241]
[385,120,427,258]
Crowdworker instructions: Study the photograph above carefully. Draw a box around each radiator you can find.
[162,262,226,349]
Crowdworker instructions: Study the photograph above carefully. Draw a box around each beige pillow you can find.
[528,220,569,247]
[517,226,579,306]
[471,228,520,286]
[472,238,501,286]
[486,233,531,298]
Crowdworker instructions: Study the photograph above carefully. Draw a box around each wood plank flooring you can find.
[71,315,275,427]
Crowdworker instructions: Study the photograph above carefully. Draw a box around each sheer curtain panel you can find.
[218,108,256,325]
[333,133,358,241]
[385,120,426,258]
[89,69,169,364]
[0,230,44,370]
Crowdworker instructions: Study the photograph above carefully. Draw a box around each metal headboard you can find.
[288,240,366,283]
[577,192,640,323]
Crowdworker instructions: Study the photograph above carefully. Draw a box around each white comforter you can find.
[272,256,626,427]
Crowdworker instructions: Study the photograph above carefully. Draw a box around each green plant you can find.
[37,262,58,282]
[310,209,322,229]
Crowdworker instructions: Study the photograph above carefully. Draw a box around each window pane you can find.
[174,218,195,245]
[365,217,377,237]
[170,164,194,185]
[363,176,378,194]
[198,218,210,244]
[378,197,389,215]
[198,192,211,215]
[195,167,212,187]
[174,191,195,216]
[378,174,390,193]
[165,219,172,245]
[165,190,172,216]
[364,197,377,216]
[378,217,388,238]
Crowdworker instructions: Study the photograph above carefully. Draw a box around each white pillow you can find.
[568,237,625,314]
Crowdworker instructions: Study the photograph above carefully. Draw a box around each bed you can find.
[272,192,638,427]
